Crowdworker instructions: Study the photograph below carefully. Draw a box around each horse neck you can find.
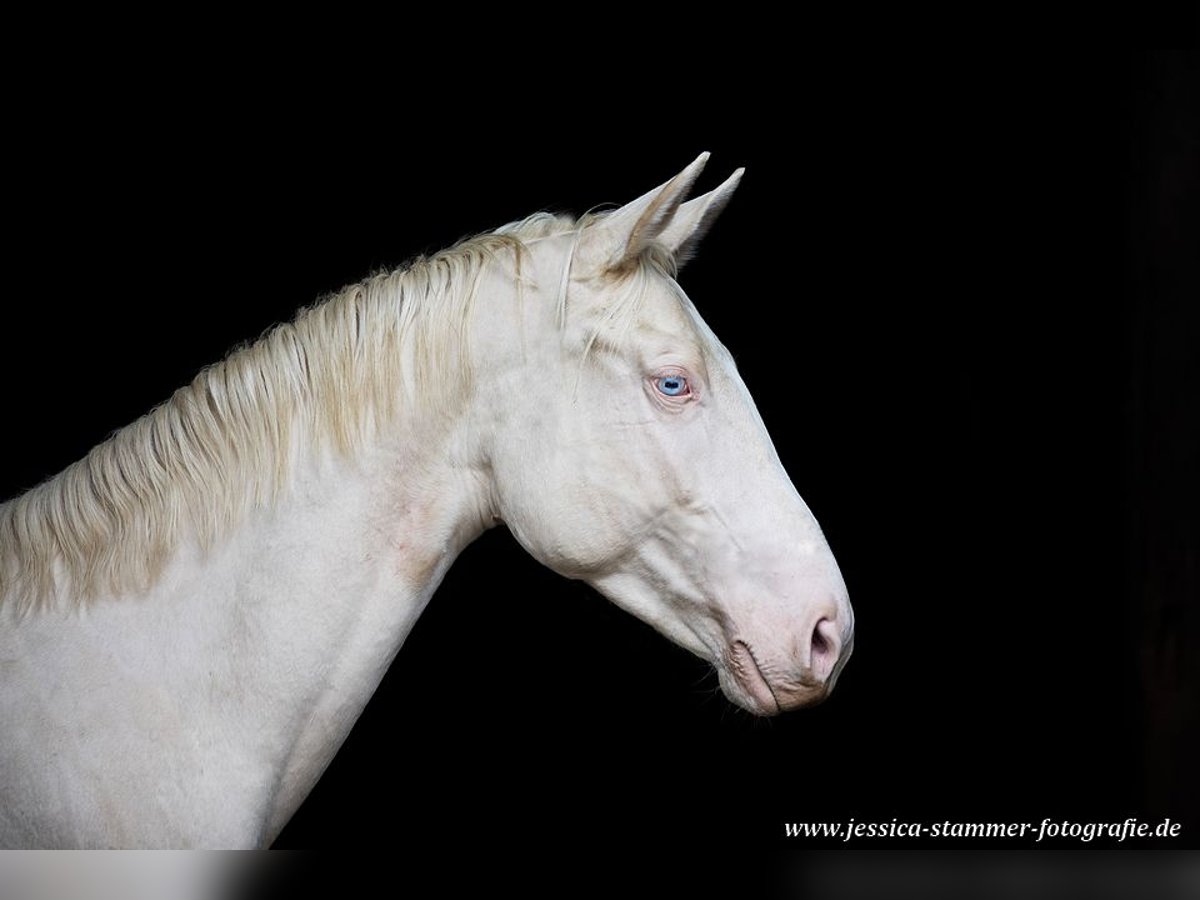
[237,405,496,840]
[265,420,489,835]
[134,406,495,843]
[0,405,497,847]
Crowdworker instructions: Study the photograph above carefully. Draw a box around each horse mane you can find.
[0,212,583,614]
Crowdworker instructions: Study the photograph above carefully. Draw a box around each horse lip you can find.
[729,640,781,715]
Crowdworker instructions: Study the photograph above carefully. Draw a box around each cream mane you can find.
[0,212,582,613]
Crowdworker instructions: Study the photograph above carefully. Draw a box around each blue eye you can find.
[655,374,689,397]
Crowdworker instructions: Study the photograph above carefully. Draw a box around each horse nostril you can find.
[810,617,840,682]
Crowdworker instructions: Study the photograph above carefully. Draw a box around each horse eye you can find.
[655,375,689,397]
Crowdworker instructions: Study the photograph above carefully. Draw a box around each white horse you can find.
[0,154,853,848]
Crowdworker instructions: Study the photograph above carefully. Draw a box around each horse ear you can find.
[657,167,744,269]
[581,152,710,273]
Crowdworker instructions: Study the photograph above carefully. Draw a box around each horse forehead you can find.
[651,293,736,376]
[632,277,705,337]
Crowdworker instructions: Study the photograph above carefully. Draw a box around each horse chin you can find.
[717,653,781,717]
[718,640,835,716]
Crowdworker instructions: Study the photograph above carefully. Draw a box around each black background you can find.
[2,49,1196,859]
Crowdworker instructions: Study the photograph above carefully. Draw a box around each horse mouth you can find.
[727,640,781,716]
